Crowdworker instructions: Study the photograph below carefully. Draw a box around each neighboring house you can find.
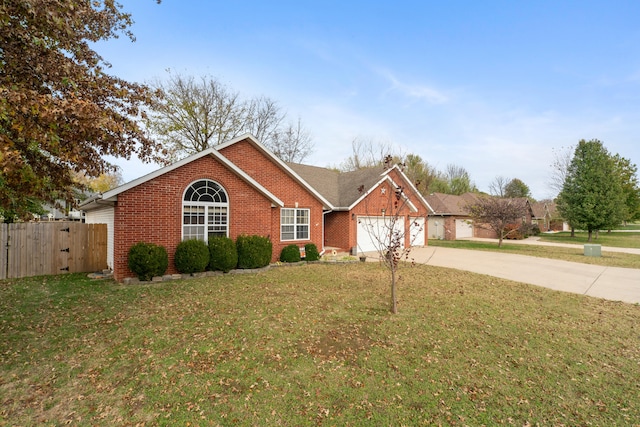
[81,134,433,281]
[425,192,482,240]
[426,192,535,240]
[531,200,567,232]
[40,197,89,221]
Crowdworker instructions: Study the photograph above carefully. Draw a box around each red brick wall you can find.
[474,224,498,238]
[331,172,430,251]
[113,154,274,281]
[324,211,350,250]
[219,139,325,258]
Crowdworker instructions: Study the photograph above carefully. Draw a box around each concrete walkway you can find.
[367,241,640,304]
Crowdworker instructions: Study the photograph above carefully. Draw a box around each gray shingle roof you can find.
[425,192,480,216]
[287,163,388,208]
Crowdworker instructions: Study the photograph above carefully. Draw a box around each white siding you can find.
[85,206,114,270]
[409,217,426,246]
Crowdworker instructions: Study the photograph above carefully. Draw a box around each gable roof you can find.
[80,135,284,210]
[288,163,434,213]
[218,135,333,209]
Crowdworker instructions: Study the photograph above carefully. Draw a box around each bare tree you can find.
[357,156,427,314]
[489,176,510,197]
[244,96,285,144]
[147,72,313,162]
[549,145,576,235]
[549,145,574,196]
[465,196,528,247]
[148,74,247,158]
[267,117,313,162]
[338,137,400,171]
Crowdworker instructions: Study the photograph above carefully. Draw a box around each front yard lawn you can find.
[1,266,639,425]
[538,230,640,248]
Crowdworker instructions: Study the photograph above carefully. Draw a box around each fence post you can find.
[0,224,7,280]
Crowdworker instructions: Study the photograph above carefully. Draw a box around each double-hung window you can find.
[183,180,228,242]
[281,208,310,241]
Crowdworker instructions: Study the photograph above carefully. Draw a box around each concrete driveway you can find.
[368,245,640,305]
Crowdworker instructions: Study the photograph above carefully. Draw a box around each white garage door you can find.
[455,219,473,239]
[357,216,405,253]
[409,217,425,246]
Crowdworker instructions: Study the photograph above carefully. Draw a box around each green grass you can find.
[538,231,640,248]
[429,235,640,269]
[2,267,640,426]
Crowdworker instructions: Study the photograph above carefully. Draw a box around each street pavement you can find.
[367,239,640,304]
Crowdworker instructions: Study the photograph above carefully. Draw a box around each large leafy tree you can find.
[557,139,625,241]
[504,178,531,199]
[612,154,640,225]
[0,0,164,221]
[430,164,476,195]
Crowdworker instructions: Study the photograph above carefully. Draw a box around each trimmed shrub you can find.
[127,242,168,281]
[208,236,238,273]
[236,235,272,269]
[304,243,320,261]
[280,244,301,263]
[174,239,209,274]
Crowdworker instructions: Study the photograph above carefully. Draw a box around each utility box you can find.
[584,244,602,257]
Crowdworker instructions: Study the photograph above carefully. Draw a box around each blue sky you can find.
[98,1,640,200]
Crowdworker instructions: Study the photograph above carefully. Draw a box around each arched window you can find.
[182,180,229,242]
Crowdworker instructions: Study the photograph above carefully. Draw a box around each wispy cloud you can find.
[379,69,449,104]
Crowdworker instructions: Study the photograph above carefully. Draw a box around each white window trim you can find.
[280,208,310,241]
[182,180,230,243]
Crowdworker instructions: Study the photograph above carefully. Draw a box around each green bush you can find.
[529,224,541,236]
[208,236,238,273]
[280,244,301,263]
[236,235,272,269]
[304,243,320,261]
[127,242,168,281]
[174,239,210,274]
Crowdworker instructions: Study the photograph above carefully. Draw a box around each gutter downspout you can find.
[320,209,332,256]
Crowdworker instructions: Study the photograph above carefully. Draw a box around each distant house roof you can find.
[425,192,481,216]
[530,201,546,218]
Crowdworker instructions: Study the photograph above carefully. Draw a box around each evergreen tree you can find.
[557,140,625,241]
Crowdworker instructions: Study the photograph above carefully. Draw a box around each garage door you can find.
[357,216,404,253]
[409,217,425,246]
[455,219,473,239]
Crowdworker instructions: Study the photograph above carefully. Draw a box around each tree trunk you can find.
[587,229,592,242]
[571,226,575,237]
[390,266,398,314]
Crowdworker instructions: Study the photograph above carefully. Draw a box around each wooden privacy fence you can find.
[0,221,107,280]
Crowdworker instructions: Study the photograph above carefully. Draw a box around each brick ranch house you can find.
[81,134,434,281]
[426,192,534,240]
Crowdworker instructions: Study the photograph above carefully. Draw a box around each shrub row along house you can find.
[81,135,433,281]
